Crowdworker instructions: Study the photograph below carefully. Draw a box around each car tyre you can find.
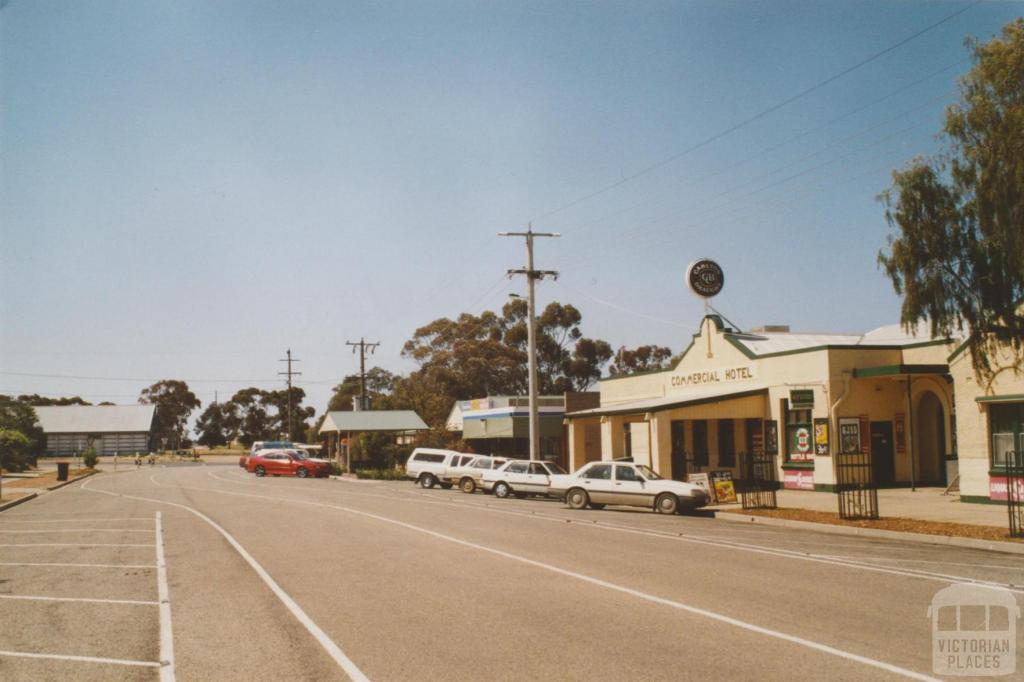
[419,474,437,489]
[566,488,589,510]
[254,465,265,477]
[460,478,476,494]
[296,467,308,479]
[494,481,511,498]
[655,492,678,515]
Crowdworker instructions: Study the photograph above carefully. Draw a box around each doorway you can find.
[916,391,946,484]
[870,422,895,485]
[670,420,687,480]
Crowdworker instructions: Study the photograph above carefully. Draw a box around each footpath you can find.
[710,487,1023,555]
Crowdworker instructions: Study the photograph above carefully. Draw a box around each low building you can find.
[319,410,429,467]
[34,405,157,456]
[565,315,957,492]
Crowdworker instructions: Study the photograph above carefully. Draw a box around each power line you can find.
[0,371,276,383]
[530,1,980,224]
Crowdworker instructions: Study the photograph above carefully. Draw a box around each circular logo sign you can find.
[796,427,811,453]
[686,258,724,298]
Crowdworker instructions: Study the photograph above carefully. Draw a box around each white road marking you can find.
[0,595,158,606]
[80,476,370,682]
[155,511,176,682]
[0,543,155,547]
[0,562,156,569]
[0,650,162,667]
[0,529,155,533]
[0,515,155,521]
[205,469,1024,592]
[162,472,941,681]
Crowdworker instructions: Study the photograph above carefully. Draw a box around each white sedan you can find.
[444,455,509,493]
[547,461,709,514]
[482,460,568,498]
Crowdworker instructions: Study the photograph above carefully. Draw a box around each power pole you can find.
[277,349,302,439]
[500,223,559,461]
[346,338,380,411]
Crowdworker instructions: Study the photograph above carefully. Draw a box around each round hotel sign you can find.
[687,258,724,298]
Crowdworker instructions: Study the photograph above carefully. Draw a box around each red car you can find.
[247,450,331,478]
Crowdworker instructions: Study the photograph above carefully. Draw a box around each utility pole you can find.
[346,338,380,411]
[277,349,302,440]
[500,223,559,461]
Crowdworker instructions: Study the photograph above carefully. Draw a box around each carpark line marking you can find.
[0,543,155,547]
[166,476,940,681]
[80,476,370,682]
[818,555,1024,572]
[0,518,156,523]
[0,650,162,668]
[207,470,1024,592]
[0,529,156,533]
[0,562,157,569]
[155,512,176,682]
[0,595,158,606]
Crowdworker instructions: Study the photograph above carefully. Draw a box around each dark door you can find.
[670,421,686,480]
[870,422,895,485]
[692,420,708,469]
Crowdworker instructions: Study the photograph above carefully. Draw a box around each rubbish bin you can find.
[56,462,70,482]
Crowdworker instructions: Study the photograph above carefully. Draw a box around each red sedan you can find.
[247,450,331,478]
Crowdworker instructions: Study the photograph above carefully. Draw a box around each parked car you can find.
[239,440,297,468]
[404,448,474,489]
[247,449,330,478]
[547,461,709,514]
[482,459,567,498]
[446,455,509,493]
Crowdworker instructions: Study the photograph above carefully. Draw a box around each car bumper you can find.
[678,491,710,510]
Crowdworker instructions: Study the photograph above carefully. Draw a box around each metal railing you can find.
[740,450,777,510]
[835,448,879,520]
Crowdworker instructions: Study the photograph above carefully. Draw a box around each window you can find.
[785,400,813,463]
[413,452,446,463]
[584,464,612,480]
[718,419,735,467]
[544,462,567,475]
[615,465,638,481]
[991,403,1024,469]
[506,461,528,474]
[529,463,548,475]
[692,420,708,467]
[471,459,491,469]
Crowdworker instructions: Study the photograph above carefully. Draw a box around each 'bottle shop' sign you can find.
[687,258,724,298]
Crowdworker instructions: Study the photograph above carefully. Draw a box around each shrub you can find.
[354,467,406,480]
[82,445,99,469]
[0,428,32,473]
[329,462,345,476]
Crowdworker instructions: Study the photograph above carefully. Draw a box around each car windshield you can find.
[635,465,662,480]
[545,463,567,474]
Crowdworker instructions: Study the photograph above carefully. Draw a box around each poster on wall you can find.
[813,418,830,456]
[789,424,813,461]
[710,470,737,504]
[764,420,779,455]
[894,413,906,454]
[839,418,861,454]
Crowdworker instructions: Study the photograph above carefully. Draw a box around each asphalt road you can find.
[2,465,1022,681]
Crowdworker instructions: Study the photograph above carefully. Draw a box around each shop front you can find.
[566,315,956,492]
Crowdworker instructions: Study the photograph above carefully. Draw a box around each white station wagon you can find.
[482,460,568,498]
[445,455,510,493]
[547,461,709,514]
[405,448,474,489]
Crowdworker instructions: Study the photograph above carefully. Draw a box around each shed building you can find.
[35,405,157,456]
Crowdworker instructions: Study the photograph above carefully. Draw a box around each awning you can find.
[852,364,948,378]
[566,386,768,418]
[319,410,429,434]
[975,394,1024,404]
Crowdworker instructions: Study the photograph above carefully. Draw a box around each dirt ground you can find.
[1,468,94,491]
[725,507,1024,543]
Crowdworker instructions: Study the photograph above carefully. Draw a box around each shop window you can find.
[990,403,1024,469]
[784,400,813,463]
[717,419,735,467]
[692,420,708,467]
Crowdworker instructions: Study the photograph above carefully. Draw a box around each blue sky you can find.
[2,1,1021,416]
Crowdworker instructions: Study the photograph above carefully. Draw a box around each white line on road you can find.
[0,595,158,606]
[0,650,162,667]
[173,474,940,681]
[206,470,1024,593]
[0,562,156,569]
[0,515,155,521]
[80,476,370,682]
[155,511,176,682]
[0,543,156,547]
[0,529,156,533]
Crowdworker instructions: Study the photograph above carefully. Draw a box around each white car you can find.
[445,455,509,493]
[547,461,709,514]
[405,448,474,489]
[482,460,568,498]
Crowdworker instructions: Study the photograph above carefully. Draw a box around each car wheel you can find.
[494,482,511,498]
[566,488,589,510]
[254,465,265,477]
[460,478,476,494]
[296,467,308,478]
[589,503,606,510]
[655,493,678,515]
[419,474,436,489]
[440,482,453,490]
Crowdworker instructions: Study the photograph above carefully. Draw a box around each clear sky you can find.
[2,1,1021,417]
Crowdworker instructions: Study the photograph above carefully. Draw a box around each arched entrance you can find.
[916,391,946,484]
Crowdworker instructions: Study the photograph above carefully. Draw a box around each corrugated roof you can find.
[319,410,429,433]
[34,405,156,434]
[731,321,952,356]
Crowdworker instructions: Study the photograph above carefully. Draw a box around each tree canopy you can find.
[879,19,1024,378]
[608,345,676,376]
[139,380,201,448]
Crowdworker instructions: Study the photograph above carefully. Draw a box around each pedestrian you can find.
[134,453,142,468]
[113,453,119,471]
